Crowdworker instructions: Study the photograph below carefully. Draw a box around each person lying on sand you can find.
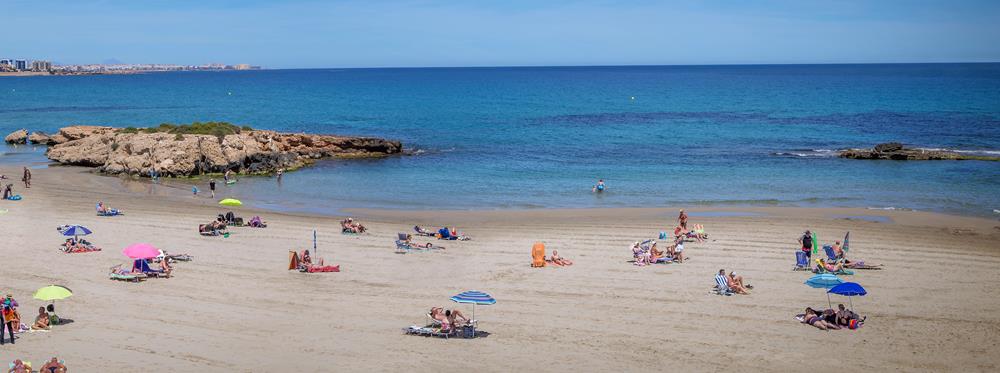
[817,259,845,273]
[40,358,66,373]
[96,201,122,215]
[430,307,469,330]
[801,307,840,330]
[727,271,751,294]
[549,250,573,266]
[32,307,49,330]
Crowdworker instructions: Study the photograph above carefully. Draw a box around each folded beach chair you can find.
[793,251,810,271]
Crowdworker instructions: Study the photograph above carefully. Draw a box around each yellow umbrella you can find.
[33,285,73,301]
[219,198,242,207]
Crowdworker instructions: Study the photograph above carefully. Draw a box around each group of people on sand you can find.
[632,237,685,266]
[714,269,752,295]
[199,216,229,235]
[96,201,122,216]
[2,294,64,345]
[428,307,471,332]
[7,357,66,373]
[60,237,100,253]
[801,304,865,330]
[799,229,882,272]
[341,218,366,234]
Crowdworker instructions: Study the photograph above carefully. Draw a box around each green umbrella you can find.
[33,285,72,301]
[219,198,242,207]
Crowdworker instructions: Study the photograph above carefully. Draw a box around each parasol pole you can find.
[313,230,318,260]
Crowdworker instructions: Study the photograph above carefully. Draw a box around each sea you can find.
[1,64,999,217]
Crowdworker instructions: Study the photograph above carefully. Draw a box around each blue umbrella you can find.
[805,274,843,308]
[60,225,92,237]
[828,282,867,312]
[450,290,495,334]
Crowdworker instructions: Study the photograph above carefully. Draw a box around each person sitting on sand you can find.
[649,241,665,262]
[158,258,173,278]
[835,304,864,326]
[301,250,312,265]
[32,307,49,330]
[341,218,366,233]
[801,307,839,330]
[40,358,66,373]
[727,271,750,294]
[46,304,59,326]
[631,242,650,266]
[549,250,573,266]
[445,309,469,327]
[97,201,122,215]
[8,359,29,373]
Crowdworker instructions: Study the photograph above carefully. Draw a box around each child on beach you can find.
[192,186,199,197]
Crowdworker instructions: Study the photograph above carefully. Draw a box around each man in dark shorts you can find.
[209,179,217,198]
[799,230,813,259]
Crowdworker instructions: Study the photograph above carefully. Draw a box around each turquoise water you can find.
[1,64,999,216]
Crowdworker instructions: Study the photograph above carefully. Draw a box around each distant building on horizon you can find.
[31,60,52,72]
[14,60,27,71]
[234,64,252,70]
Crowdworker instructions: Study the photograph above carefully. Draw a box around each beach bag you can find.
[659,231,667,239]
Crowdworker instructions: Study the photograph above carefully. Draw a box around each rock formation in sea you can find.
[7,125,402,176]
[839,142,999,161]
[4,129,28,144]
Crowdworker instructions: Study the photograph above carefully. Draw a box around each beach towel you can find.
[304,264,340,273]
[531,242,546,267]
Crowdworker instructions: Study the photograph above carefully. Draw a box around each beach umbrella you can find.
[828,282,867,312]
[33,285,72,301]
[60,225,92,237]
[843,232,850,257]
[812,231,819,257]
[122,243,160,259]
[219,198,242,207]
[450,290,496,333]
[805,274,843,308]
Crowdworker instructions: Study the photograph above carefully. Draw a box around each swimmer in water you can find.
[593,179,606,193]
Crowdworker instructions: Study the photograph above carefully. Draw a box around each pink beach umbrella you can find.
[122,243,160,259]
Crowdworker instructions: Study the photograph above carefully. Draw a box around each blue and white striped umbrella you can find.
[60,225,93,237]
[450,290,495,334]
[450,290,496,305]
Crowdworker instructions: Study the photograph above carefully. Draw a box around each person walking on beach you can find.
[209,179,217,198]
[192,186,199,198]
[799,230,813,260]
[678,209,688,230]
[1,294,19,345]
[21,167,30,188]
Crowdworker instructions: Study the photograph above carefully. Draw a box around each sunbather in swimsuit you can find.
[649,242,665,262]
[802,307,838,330]
[32,307,50,330]
[819,259,845,273]
[727,272,750,294]
[549,250,573,266]
[40,358,66,373]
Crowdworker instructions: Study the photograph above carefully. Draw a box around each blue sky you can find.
[2,0,998,68]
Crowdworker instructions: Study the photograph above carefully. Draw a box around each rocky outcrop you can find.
[4,129,27,144]
[45,126,402,176]
[28,131,55,145]
[840,143,1000,161]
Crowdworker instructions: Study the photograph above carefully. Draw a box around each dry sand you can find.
[1,166,999,372]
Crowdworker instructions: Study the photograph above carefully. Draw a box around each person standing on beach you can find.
[209,179,217,198]
[192,186,199,198]
[21,167,30,188]
[1,294,19,345]
[678,209,688,230]
[799,230,813,260]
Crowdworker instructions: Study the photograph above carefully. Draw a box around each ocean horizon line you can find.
[255,61,1000,71]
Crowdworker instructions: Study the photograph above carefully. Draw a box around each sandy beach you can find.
[0,165,998,372]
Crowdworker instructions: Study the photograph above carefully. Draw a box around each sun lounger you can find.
[823,245,841,262]
[713,274,733,295]
[109,264,147,282]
